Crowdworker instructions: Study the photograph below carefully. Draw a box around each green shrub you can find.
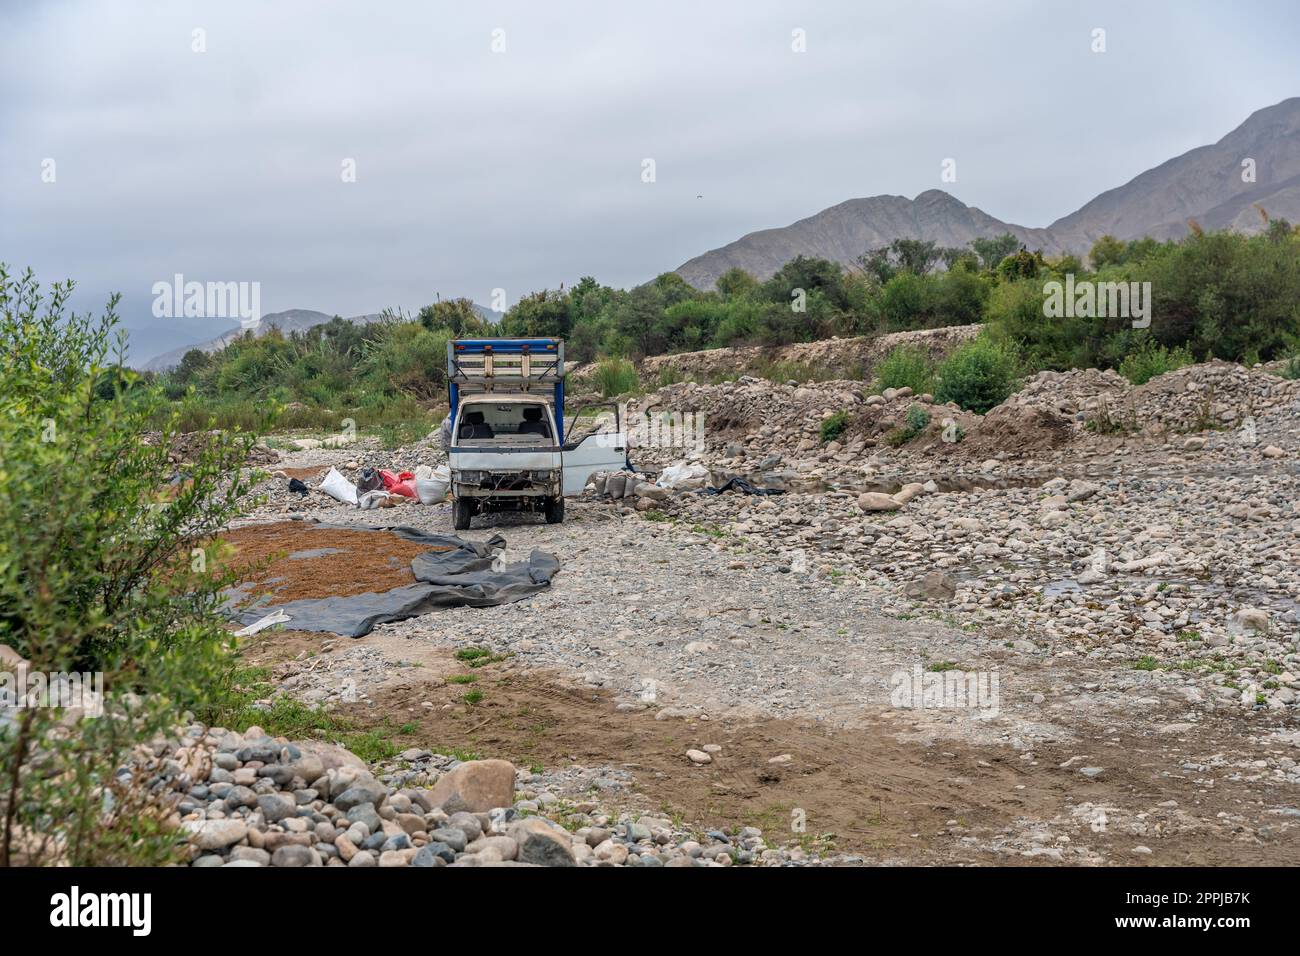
[905,404,931,434]
[593,356,638,397]
[873,344,935,394]
[1280,356,1300,380]
[820,409,849,443]
[0,266,257,865]
[1118,339,1194,385]
[933,336,1020,413]
[752,358,844,383]
[885,404,931,446]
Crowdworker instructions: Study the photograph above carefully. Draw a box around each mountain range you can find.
[138,98,1300,367]
[674,97,1300,289]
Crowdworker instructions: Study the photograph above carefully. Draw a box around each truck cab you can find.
[446,338,627,529]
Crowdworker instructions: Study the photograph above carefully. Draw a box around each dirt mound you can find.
[1004,368,1132,420]
[1005,361,1300,436]
[631,376,866,456]
[1127,360,1300,432]
[959,404,1075,457]
[622,349,1300,475]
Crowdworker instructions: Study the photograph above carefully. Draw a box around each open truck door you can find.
[561,403,629,496]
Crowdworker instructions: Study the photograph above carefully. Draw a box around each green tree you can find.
[500,288,572,338]
[419,298,490,337]
[716,267,759,299]
[969,233,1020,271]
[997,248,1045,281]
[1088,235,1126,269]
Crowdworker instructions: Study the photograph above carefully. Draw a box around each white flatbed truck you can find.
[445,337,628,530]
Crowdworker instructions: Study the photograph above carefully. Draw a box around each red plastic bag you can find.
[380,470,417,498]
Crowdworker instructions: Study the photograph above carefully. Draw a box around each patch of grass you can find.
[377,417,433,450]
[594,357,639,398]
[1280,356,1300,380]
[752,358,861,384]
[1132,655,1160,671]
[340,730,399,763]
[454,647,508,668]
[1084,401,1138,434]
[656,365,686,387]
[205,666,405,763]
[439,746,482,762]
[690,522,727,539]
[462,689,484,705]
[926,661,958,673]
[1119,339,1194,385]
[447,674,478,685]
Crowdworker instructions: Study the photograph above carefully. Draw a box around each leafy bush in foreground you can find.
[0,266,256,865]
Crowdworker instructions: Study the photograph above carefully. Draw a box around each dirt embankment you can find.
[568,325,981,392]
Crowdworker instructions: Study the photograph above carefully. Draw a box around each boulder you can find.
[425,759,516,813]
[333,776,387,812]
[511,818,576,867]
[858,492,902,512]
[184,819,248,851]
[903,571,957,601]
[892,482,925,505]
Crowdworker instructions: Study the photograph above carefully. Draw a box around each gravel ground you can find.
[223,359,1300,863]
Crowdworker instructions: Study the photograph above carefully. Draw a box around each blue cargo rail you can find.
[447,337,566,443]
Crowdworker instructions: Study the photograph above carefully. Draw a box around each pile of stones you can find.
[171,725,791,867]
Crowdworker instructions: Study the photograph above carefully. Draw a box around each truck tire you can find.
[453,497,474,531]
[544,496,565,524]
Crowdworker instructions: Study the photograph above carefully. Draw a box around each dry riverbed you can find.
[230,370,1300,864]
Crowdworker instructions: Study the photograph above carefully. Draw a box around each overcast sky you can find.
[1,0,1297,360]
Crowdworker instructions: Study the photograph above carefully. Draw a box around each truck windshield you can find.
[456,402,554,443]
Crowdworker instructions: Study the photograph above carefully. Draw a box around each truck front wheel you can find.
[544,496,565,524]
[453,497,474,531]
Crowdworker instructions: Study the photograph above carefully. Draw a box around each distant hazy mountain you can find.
[136,303,502,371]
[675,97,1300,288]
